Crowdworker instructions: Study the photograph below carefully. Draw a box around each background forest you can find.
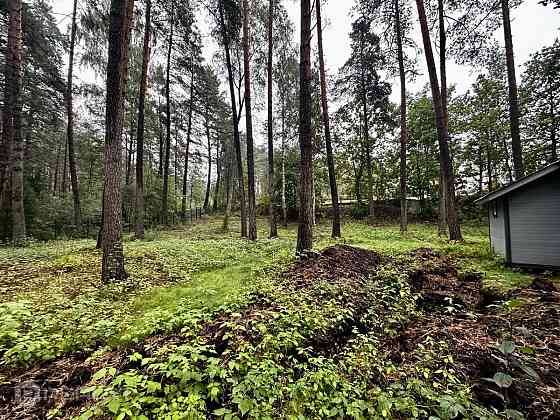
[0,0,559,261]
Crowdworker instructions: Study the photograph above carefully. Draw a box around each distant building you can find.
[476,161,560,269]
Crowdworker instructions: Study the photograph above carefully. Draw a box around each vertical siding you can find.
[509,173,560,267]
[489,199,507,258]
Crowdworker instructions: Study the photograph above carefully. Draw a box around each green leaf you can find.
[498,341,516,355]
[107,398,121,414]
[239,399,253,416]
[520,364,540,381]
[493,372,513,388]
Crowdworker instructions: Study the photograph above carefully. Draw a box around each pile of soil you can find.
[407,248,483,310]
[282,245,381,289]
[391,249,560,419]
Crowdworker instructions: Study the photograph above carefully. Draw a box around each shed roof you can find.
[475,160,560,205]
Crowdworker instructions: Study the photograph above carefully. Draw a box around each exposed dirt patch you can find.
[0,350,127,420]
[389,253,560,420]
[281,245,381,289]
[406,248,483,310]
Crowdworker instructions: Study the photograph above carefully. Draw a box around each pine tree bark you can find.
[501,0,524,179]
[162,0,175,225]
[219,0,247,237]
[550,93,557,162]
[213,141,221,212]
[296,0,313,253]
[316,0,341,238]
[204,104,212,211]
[182,67,194,219]
[395,0,407,233]
[101,0,134,282]
[415,0,462,241]
[134,0,151,239]
[4,0,25,243]
[280,97,288,228]
[66,0,81,230]
[267,0,278,238]
[437,0,448,238]
[242,0,257,241]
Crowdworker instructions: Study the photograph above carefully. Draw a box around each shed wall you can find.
[509,173,560,267]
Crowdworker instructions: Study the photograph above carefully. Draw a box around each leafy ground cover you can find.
[0,217,558,419]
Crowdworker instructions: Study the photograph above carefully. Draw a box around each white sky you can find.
[51,0,560,145]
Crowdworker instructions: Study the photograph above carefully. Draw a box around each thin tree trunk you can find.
[267,0,278,238]
[437,172,447,236]
[182,67,194,219]
[66,0,81,230]
[222,150,233,231]
[219,0,247,237]
[395,0,408,233]
[101,0,134,282]
[501,0,524,179]
[213,141,221,212]
[6,0,25,243]
[242,0,257,241]
[296,0,313,253]
[162,0,175,225]
[551,95,557,162]
[204,104,212,211]
[416,0,462,241]
[62,136,68,194]
[359,29,375,225]
[158,95,163,177]
[134,0,151,239]
[280,97,288,228]
[438,0,450,238]
[53,136,61,197]
[316,0,341,238]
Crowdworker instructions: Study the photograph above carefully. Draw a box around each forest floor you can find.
[0,217,558,419]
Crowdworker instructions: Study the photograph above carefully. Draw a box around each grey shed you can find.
[476,160,560,269]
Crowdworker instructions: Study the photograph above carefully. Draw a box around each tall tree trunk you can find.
[437,0,448,237]
[101,0,134,281]
[158,95,163,177]
[182,67,194,219]
[5,0,25,243]
[359,29,375,225]
[213,141,221,212]
[316,0,341,238]
[296,0,313,253]
[219,0,247,237]
[242,0,257,241]
[222,149,233,231]
[204,104,212,211]
[415,0,462,241]
[551,95,557,162]
[395,0,408,233]
[66,0,81,230]
[280,96,288,228]
[134,0,151,239]
[267,0,278,238]
[501,0,524,179]
[62,136,68,194]
[162,0,175,225]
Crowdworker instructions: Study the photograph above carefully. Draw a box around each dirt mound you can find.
[407,249,483,310]
[282,245,381,289]
[390,251,560,420]
[0,350,128,420]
